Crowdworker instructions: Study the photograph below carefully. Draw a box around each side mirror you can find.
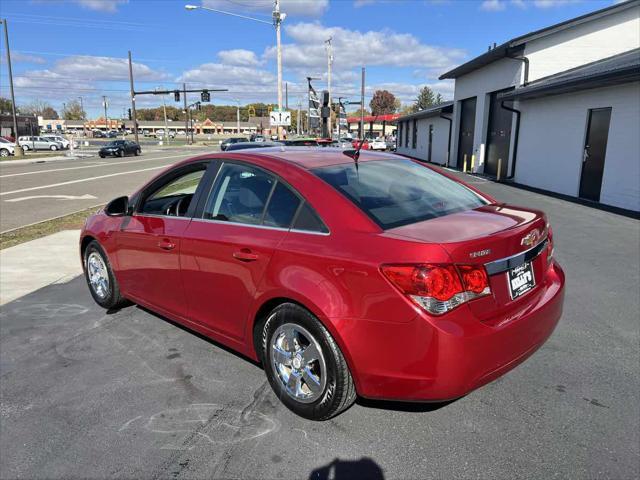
[105,196,130,217]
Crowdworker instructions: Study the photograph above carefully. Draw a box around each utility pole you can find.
[1,19,22,156]
[297,97,301,135]
[160,87,169,145]
[236,100,241,136]
[102,96,108,133]
[183,83,189,144]
[325,37,333,137]
[360,66,365,140]
[285,82,288,110]
[78,96,86,138]
[273,0,285,139]
[128,51,139,143]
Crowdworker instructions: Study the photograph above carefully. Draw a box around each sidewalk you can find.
[0,230,82,305]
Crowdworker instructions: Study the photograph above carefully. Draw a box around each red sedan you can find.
[80,148,565,420]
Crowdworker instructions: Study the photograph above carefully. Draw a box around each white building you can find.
[438,0,640,212]
[395,102,453,165]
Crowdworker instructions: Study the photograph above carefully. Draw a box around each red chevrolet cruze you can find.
[80,148,565,420]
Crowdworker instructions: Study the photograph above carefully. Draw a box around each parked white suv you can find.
[18,136,64,151]
[0,137,16,157]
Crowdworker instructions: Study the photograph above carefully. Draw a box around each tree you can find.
[369,90,398,116]
[348,107,370,118]
[0,97,15,115]
[412,86,444,112]
[22,99,58,118]
[62,100,85,120]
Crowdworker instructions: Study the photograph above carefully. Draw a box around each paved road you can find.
[0,171,638,479]
[0,147,216,232]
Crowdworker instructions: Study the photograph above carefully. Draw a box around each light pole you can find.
[185,2,286,138]
[1,19,22,156]
[325,36,333,137]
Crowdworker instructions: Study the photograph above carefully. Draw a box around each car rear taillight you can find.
[381,263,491,315]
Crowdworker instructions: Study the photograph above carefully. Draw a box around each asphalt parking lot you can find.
[0,170,638,479]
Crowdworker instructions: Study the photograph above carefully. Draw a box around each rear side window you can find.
[312,159,487,230]
[204,164,275,225]
[292,203,328,233]
[264,182,301,228]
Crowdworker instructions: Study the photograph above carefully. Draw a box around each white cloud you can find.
[482,0,582,10]
[481,0,507,11]
[217,49,262,67]
[72,0,129,12]
[179,63,275,86]
[10,52,47,64]
[267,22,466,73]
[14,55,167,91]
[201,0,329,17]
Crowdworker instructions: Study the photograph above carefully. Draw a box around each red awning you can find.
[346,113,401,123]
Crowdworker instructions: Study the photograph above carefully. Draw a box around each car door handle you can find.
[158,239,176,251]
[233,249,258,262]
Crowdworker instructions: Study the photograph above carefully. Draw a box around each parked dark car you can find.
[220,137,248,151]
[281,138,318,147]
[225,141,283,151]
[99,140,141,158]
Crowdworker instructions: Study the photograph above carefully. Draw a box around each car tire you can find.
[134,148,140,156]
[50,145,58,151]
[99,154,105,158]
[22,144,29,151]
[0,148,9,157]
[83,240,129,310]
[261,303,356,420]
[119,149,125,157]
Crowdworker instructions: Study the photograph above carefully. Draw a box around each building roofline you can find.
[498,48,640,101]
[439,0,639,80]
[396,101,454,122]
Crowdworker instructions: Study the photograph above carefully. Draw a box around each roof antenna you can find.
[343,114,379,173]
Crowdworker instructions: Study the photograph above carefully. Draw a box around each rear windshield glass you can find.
[312,159,487,229]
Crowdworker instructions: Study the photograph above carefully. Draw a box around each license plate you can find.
[508,261,535,299]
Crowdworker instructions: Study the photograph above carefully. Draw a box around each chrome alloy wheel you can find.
[270,323,327,403]
[87,252,110,299]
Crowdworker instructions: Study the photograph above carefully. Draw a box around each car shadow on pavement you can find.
[134,304,262,367]
[308,457,384,480]
[355,397,456,413]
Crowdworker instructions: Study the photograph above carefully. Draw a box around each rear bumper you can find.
[343,260,565,401]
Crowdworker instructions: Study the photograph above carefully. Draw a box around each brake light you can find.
[381,264,491,315]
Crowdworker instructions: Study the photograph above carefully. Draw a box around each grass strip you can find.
[0,205,103,250]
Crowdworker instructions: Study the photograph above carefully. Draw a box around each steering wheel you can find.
[175,194,192,216]
[164,197,180,216]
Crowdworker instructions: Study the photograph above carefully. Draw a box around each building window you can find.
[405,121,409,148]
[412,120,417,149]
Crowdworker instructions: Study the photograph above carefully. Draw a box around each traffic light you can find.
[174,90,181,102]
[201,90,210,102]
[127,108,132,120]
[196,102,202,111]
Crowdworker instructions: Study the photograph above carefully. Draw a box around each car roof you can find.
[188,146,400,169]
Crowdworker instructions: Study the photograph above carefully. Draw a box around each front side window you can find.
[313,159,487,230]
[141,167,206,217]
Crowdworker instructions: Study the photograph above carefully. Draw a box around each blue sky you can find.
[0,0,619,116]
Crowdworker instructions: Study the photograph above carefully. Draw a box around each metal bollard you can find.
[497,158,502,182]
[471,154,475,172]
[463,154,468,173]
